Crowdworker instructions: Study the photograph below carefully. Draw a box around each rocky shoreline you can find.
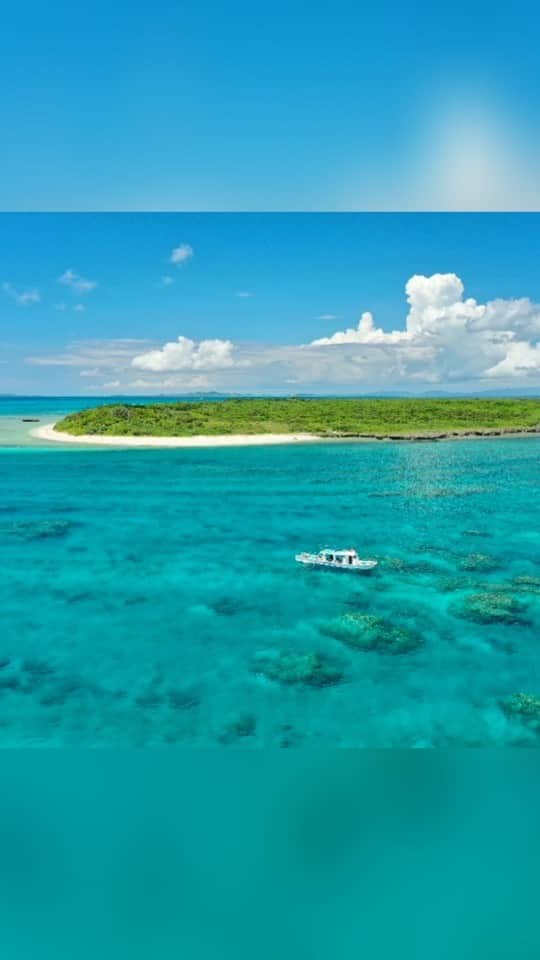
[320,426,540,442]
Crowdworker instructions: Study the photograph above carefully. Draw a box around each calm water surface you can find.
[1,400,540,745]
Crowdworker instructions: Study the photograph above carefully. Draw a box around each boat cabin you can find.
[321,549,358,566]
[295,546,377,572]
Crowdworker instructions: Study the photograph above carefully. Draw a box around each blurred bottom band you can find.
[0,751,538,960]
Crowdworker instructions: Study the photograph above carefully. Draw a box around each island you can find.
[31,397,540,447]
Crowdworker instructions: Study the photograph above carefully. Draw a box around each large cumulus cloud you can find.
[311,273,540,382]
[132,336,235,372]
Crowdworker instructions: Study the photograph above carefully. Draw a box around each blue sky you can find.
[2,213,540,394]
[2,1,540,210]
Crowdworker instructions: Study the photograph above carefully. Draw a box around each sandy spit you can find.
[31,423,321,447]
[31,422,540,448]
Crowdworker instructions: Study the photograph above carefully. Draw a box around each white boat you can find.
[295,548,378,572]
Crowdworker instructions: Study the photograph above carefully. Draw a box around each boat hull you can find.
[295,555,378,572]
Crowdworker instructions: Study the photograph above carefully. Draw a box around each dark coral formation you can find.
[210,596,249,617]
[0,671,22,692]
[511,575,540,596]
[321,612,424,655]
[0,656,100,706]
[384,557,407,571]
[22,657,56,678]
[408,485,490,499]
[39,676,84,707]
[382,557,442,575]
[218,712,257,744]
[168,687,200,710]
[437,575,476,593]
[501,693,540,729]
[251,649,344,687]
[371,485,491,499]
[451,591,530,626]
[6,519,73,541]
[459,553,500,572]
[135,687,163,709]
[277,723,303,748]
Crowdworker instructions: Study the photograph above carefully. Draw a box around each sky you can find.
[2,0,540,211]
[1,213,540,395]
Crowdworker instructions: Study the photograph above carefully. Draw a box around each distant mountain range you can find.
[2,388,540,400]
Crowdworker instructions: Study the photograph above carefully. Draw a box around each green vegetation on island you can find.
[55,397,540,439]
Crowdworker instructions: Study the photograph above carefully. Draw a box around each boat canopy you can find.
[323,548,358,557]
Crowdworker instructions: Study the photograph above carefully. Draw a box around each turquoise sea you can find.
[1,398,540,746]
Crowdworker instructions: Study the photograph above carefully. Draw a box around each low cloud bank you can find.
[24,273,540,392]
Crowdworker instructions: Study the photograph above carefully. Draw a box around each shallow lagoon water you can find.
[1,405,540,746]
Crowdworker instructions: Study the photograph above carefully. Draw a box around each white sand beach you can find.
[27,423,540,447]
[30,422,540,448]
[31,422,320,447]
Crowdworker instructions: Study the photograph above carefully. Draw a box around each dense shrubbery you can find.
[56,397,540,437]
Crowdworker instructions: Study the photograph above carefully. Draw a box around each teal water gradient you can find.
[1,401,540,744]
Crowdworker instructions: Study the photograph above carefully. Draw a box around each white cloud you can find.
[312,311,410,345]
[181,374,210,389]
[130,374,211,390]
[132,336,235,372]
[130,378,159,389]
[26,339,151,369]
[102,380,121,390]
[170,244,193,266]
[80,368,99,377]
[315,313,339,321]
[485,342,540,378]
[310,273,540,383]
[58,269,97,294]
[3,282,40,305]
[161,275,174,286]
[24,273,540,393]
[236,291,252,298]
[74,303,85,313]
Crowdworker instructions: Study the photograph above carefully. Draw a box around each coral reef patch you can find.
[459,553,500,572]
[451,591,530,625]
[511,575,540,596]
[251,649,344,687]
[321,612,424,655]
[501,693,540,729]
[4,519,73,541]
